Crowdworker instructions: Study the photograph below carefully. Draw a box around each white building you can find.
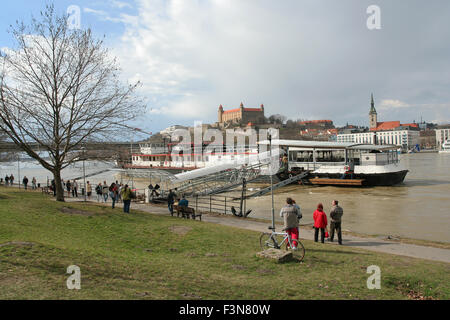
[337,130,419,150]
[337,95,420,150]
[337,132,375,144]
[436,128,450,150]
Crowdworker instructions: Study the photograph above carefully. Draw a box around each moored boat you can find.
[258,140,408,186]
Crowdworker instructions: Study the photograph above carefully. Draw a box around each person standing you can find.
[86,181,92,200]
[102,181,109,203]
[329,200,344,245]
[167,189,176,216]
[66,180,72,197]
[121,184,132,213]
[5,175,9,187]
[32,177,37,190]
[72,180,78,197]
[22,176,29,190]
[110,182,118,209]
[95,183,103,202]
[313,203,328,243]
[280,197,300,250]
[10,174,14,186]
[51,179,56,196]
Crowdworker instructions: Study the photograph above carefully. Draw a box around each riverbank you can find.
[146,200,450,250]
[1,188,449,299]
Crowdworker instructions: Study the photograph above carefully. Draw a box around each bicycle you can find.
[259,226,305,262]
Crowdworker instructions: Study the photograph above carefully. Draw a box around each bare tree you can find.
[0,5,144,201]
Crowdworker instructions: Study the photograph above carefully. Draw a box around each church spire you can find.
[369,93,377,114]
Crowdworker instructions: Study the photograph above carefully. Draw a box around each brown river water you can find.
[245,153,450,243]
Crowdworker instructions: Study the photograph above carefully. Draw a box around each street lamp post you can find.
[17,153,20,189]
[269,133,275,230]
[81,147,87,202]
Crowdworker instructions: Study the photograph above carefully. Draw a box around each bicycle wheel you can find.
[285,239,306,262]
[259,233,283,250]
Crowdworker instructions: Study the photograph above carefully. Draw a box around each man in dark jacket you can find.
[329,200,344,245]
[167,189,176,216]
[23,176,29,190]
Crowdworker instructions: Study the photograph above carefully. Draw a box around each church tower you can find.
[369,93,378,129]
[218,104,223,123]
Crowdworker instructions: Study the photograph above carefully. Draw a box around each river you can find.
[245,152,450,243]
[1,152,449,243]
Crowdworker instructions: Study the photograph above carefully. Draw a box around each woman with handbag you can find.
[313,203,328,243]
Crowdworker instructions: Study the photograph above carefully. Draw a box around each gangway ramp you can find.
[246,171,310,198]
[171,151,275,196]
[69,169,112,181]
[173,162,265,196]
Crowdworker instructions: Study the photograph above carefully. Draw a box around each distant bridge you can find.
[0,141,141,153]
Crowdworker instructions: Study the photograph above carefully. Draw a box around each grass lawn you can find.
[0,187,449,300]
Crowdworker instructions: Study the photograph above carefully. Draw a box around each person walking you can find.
[86,181,92,200]
[5,175,9,187]
[167,189,176,216]
[313,203,328,243]
[22,176,29,190]
[121,184,132,213]
[280,197,301,250]
[102,181,109,203]
[32,177,37,190]
[329,200,344,245]
[10,174,14,186]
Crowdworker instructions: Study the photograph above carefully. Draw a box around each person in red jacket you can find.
[313,203,328,243]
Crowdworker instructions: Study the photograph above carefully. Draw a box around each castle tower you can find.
[369,93,378,129]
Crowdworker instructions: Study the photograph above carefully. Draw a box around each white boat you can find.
[439,140,450,154]
[130,139,408,186]
[258,140,408,186]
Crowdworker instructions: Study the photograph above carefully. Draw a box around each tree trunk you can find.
[53,169,65,202]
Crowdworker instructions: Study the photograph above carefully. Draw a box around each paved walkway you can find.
[66,198,450,264]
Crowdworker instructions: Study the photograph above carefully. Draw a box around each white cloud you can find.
[379,99,410,110]
[110,0,133,9]
[103,0,450,128]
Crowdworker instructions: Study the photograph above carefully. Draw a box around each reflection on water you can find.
[246,153,450,243]
[1,153,449,242]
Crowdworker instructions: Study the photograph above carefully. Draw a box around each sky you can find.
[1,0,450,135]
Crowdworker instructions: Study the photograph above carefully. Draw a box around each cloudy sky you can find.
[1,0,450,134]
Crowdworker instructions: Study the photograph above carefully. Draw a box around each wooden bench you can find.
[41,186,54,195]
[174,205,202,221]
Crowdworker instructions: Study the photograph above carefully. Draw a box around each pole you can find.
[82,147,87,202]
[269,133,275,230]
[17,154,20,189]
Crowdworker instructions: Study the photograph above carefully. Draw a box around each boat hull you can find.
[279,170,409,187]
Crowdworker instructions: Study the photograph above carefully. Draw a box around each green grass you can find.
[0,187,449,300]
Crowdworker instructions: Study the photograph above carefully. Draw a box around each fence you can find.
[144,189,244,215]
